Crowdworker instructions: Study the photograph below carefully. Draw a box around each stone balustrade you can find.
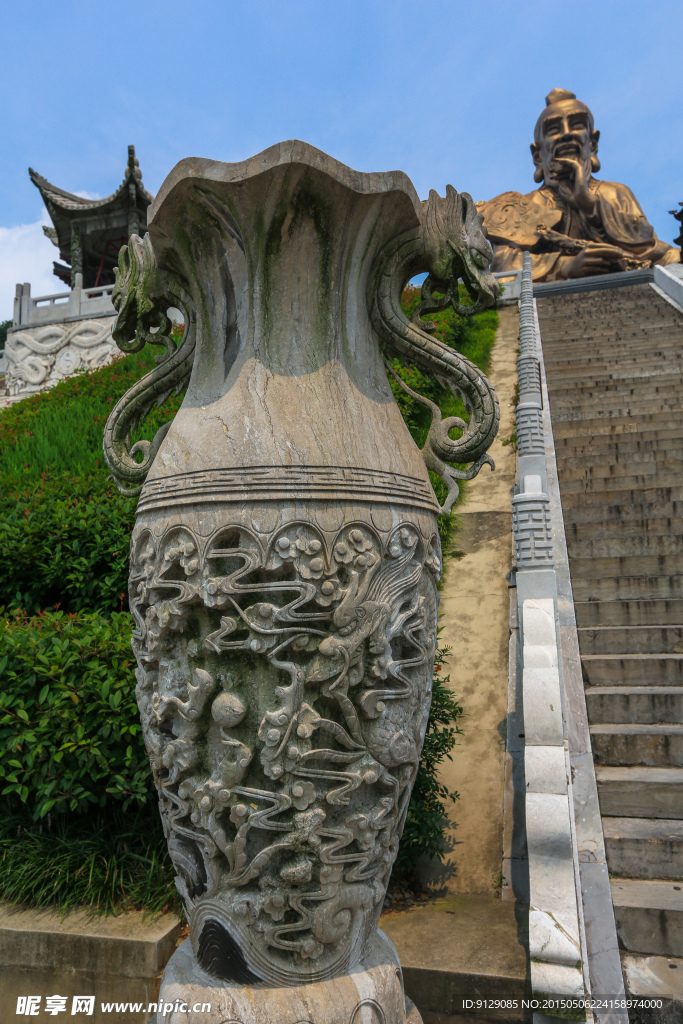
[3,274,118,402]
[13,274,115,328]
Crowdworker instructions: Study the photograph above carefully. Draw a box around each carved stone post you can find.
[104,142,499,1024]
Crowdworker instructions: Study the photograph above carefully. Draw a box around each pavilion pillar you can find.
[70,223,83,289]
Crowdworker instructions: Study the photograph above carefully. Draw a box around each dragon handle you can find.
[102,234,196,496]
[370,185,500,513]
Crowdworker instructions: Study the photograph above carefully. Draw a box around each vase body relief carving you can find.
[104,142,499,1024]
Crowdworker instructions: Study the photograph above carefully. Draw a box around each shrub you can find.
[0,609,147,817]
[0,475,134,614]
[0,345,181,615]
[394,646,462,873]
[0,319,11,350]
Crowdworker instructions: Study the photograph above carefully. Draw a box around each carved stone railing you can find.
[12,276,115,327]
[4,274,118,399]
[512,252,628,1021]
[494,268,522,304]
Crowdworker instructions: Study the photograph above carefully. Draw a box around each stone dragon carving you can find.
[370,185,500,512]
[130,509,439,985]
[102,233,197,495]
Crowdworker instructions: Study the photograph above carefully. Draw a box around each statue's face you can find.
[531,100,599,186]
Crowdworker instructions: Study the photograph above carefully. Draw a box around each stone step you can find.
[551,413,671,435]
[557,425,683,446]
[550,392,683,413]
[596,766,683,819]
[544,316,683,332]
[551,406,683,426]
[566,517,683,541]
[550,383,683,401]
[572,575,683,603]
[560,475,683,495]
[585,686,683,724]
[557,429,683,453]
[550,356,683,371]
[564,500,683,526]
[561,448,683,471]
[569,535,683,560]
[578,626,683,655]
[562,478,683,502]
[581,653,683,685]
[543,319,683,337]
[561,489,683,512]
[567,525,683,556]
[559,453,683,476]
[540,305,679,321]
[380,898,529,1022]
[548,364,683,380]
[560,488,683,510]
[611,879,683,956]
[550,388,683,411]
[545,340,683,359]
[622,953,683,1024]
[542,300,680,318]
[574,600,683,627]
[543,316,683,333]
[569,554,683,581]
[547,365,683,385]
[590,723,683,766]
[0,904,180,1024]
[603,817,683,880]
[558,462,667,484]
[546,322,683,339]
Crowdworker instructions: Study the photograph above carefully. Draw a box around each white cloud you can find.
[0,208,65,321]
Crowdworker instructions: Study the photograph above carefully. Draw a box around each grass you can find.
[4,397,117,479]
[0,341,183,489]
[0,803,179,917]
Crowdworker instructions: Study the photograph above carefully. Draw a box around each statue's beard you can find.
[544,144,592,189]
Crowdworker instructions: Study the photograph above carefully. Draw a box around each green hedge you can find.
[0,610,148,817]
[0,344,180,615]
[0,477,134,614]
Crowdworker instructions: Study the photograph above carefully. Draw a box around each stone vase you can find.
[104,141,498,1023]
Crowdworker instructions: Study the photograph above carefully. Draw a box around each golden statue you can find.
[477,89,680,281]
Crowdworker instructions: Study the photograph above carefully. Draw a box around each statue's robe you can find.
[477,179,680,282]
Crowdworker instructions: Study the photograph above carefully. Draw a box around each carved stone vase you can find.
[104,141,499,1024]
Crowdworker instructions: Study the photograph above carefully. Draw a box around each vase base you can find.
[150,928,421,1024]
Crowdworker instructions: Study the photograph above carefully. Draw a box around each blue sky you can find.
[1,0,681,318]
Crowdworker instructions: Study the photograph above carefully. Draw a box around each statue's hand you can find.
[560,242,630,278]
[553,157,595,214]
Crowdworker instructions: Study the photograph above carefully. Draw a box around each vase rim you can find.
[148,139,422,227]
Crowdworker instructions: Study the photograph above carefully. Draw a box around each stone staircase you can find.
[536,282,683,1007]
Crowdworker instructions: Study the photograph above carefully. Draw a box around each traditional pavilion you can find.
[29,145,153,289]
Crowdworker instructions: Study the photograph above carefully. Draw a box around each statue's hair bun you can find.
[545,89,576,106]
